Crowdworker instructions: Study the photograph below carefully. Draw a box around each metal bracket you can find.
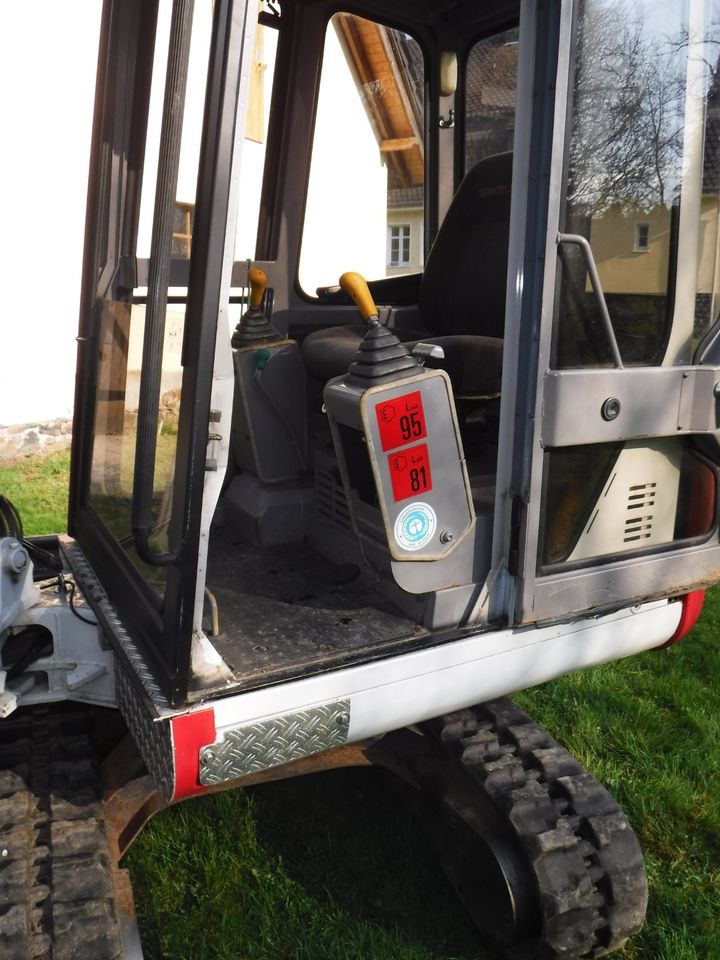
[412,342,445,364]
[542,365,720,447]
[0,539,37,636]
[259,0,281,26]
[199,700,351,785]
[0,671,18,719]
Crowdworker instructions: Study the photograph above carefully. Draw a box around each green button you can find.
[256,348,271,370]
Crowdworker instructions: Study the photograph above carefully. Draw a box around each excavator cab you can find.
[4,0,720,955]
[69,0,720,698]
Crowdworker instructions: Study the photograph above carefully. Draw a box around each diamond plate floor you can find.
[195,527,426,694]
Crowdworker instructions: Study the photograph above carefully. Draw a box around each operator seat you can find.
[301,151,512,398]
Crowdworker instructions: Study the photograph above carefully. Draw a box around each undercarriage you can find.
[0,693,647,960]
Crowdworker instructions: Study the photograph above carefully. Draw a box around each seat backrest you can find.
[419,152,512,339]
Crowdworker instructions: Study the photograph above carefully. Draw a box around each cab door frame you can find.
[492,0,720,626]
[489,0,567,623]
[69,0,257,706]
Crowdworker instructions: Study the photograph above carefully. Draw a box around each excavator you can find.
[2,0,720,955]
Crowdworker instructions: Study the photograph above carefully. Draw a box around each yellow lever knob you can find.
[248,267,267,309]
[339,271,378,323]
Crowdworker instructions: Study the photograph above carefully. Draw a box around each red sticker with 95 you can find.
[375,391,427,451]
[388,444,432,502]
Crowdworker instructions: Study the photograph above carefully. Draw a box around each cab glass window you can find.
[299,13,425,295]
[555,0,720,369]
[464,27,518,175]
[89,0,213,596]
[231,4,280,267]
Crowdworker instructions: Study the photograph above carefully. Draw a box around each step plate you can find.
[199,700,351,785]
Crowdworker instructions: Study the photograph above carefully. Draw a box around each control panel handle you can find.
[339,271,379,324]
[248,266,267,309]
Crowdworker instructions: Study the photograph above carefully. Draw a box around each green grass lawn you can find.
[2,450,719,959]
[0,449,71,534]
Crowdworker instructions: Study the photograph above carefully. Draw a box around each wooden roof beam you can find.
[379,137,420,152]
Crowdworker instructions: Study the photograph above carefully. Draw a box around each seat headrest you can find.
[420,152,512,339]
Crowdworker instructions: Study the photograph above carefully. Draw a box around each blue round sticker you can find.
[394,502,437,551]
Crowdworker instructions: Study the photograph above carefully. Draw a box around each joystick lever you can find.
[339,271,379,325]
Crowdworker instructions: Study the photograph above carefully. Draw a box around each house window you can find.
[634,222,650,252]
[388,224,411,266]
[172,202,194,257]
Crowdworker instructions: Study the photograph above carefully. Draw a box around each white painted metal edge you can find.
[205,598,681,741]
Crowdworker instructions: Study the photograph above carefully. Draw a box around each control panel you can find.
[356,370,474,562]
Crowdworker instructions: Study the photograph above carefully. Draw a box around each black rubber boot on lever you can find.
[339,270,420,385]
[231,266,281,346]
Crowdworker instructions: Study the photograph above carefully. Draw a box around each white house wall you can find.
[2,4,387,426]
[1,2,102,426]
[137,0,213,259]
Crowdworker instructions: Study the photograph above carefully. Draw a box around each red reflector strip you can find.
[656,590,705,649]
[388,443,432,502]
[170,709,216,801]
[375,391,427,451]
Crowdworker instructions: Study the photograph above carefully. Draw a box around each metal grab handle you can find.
[557,233,624,370]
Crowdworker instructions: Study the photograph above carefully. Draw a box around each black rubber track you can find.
[439,698,648,959]
[0,705,124,959]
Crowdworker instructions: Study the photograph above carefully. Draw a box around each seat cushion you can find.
[301,324,417,385]
[302,325,503,398]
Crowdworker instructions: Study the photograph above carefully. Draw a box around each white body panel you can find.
[568,441,682,563]
[202,598,681,743]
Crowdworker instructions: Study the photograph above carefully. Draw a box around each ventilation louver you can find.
[315,462,353,534]
[624,482,656,543]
